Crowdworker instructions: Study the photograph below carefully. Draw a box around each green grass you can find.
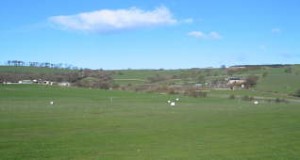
[1,85,300,159]
[0,66,74,74]
[112,69,183,80]
[256,73,300,94]
[112,69,189,88]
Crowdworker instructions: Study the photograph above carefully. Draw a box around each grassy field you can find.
[256,72,300,94]
[1,85,300,159]
[0,66,73,74]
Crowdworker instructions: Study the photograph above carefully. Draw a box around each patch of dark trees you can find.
[5,60,79,70]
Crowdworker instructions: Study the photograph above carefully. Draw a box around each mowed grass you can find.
[1,85,300,159]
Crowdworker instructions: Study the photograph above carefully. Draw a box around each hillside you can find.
[1,65,300,99]
[112,65,300,98]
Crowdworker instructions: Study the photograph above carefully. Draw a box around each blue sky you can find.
[1,0,299,69]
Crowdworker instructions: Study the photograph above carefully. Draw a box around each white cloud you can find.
[187,31,222,40]
[182,18,194,24]
[272,28,281,34]
[49,6,177,33]
[209,32,222,40]
[187,31,205,38]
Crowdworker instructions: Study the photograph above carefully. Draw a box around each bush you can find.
[284,67,292,73]
[245,75,259,88]
[242,95,254,101]
[184,88,207,98]
[168,88,177,95]
[275,98,288,103]
[198,91,208,97]
[229,94,236,100]
[266,98,288,103]
[293,89,300,97]
[262,72,268,78]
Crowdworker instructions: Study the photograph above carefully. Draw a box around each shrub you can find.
[293,89,300,97]
[184,88,207,98]
[275,98,288,103]
[262,72,268,78]
[242,95,254,101]
[198,91,208,97]
[245,75,259,88]
[284,67,292,73]
[112,83,120,89]
[229,94,236,100]
[168,88,177,95]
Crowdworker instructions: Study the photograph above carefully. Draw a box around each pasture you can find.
[1,85,300,159]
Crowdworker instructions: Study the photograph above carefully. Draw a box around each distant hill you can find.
[229,64,294,68]
[1,64,300,97]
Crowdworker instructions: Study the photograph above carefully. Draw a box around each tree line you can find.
[5,60,79,70]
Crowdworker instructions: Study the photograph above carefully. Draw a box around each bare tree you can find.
[7,60,11,66]
[245,75,259,88]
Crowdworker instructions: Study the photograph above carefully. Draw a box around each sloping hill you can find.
[255,65,300,94]
[1,65,300,98]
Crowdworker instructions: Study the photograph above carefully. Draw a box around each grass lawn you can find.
[1,85,300,159]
